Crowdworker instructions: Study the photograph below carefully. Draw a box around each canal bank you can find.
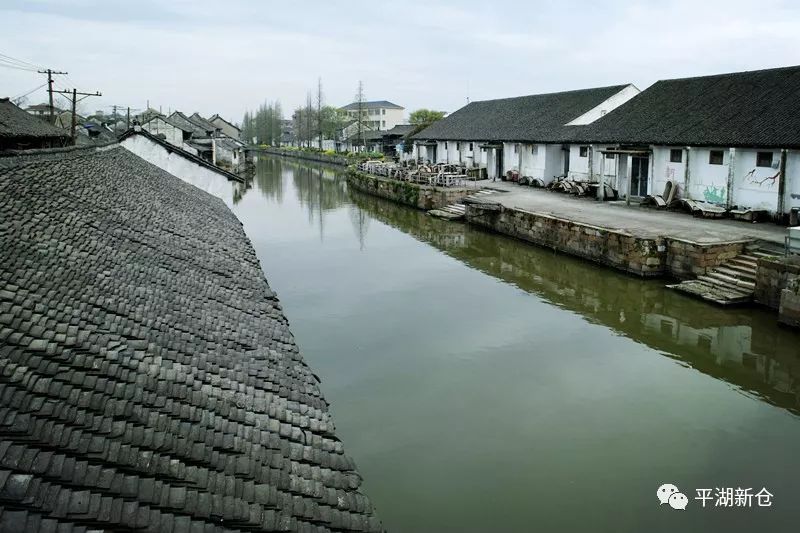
[232,155,800,532]
[349,169,797,312]
[258,146,349,166]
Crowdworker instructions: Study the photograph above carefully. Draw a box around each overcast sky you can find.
[2,0,800,123]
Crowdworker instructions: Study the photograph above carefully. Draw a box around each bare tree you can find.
[305,92,313,148]
[355,81,366,152]
[316,77,324,151]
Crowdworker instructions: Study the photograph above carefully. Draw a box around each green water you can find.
[232,156,800,533]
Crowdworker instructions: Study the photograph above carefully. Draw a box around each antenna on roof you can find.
[466,79,470,104]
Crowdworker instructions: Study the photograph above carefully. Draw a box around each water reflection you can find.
[349,190,800,416]
[250,157,800,416]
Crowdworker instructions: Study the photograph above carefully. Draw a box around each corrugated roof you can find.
[412,85,630,142]
[340,100,403,110]
[0,98,71,141]
[573,65,800,148]
[0,144,381,532]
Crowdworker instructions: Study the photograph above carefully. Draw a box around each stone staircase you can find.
[429,189,498,219]
[667,247,773,306]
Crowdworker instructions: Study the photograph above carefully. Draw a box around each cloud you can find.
[1,0,799,122]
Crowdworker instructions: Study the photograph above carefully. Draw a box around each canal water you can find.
[231,156,800,533]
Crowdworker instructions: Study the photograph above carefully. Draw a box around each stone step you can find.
[668,279,753,305]
[714,265,756,281]
[728,256,758,269]
[703,271,756,290]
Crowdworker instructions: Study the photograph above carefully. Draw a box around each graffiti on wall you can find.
[703,185,726,204]
[743,168,780,188]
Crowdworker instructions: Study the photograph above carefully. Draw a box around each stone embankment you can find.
[346,169,471,211]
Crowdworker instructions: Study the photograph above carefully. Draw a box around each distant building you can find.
[25,102,63,118]
[143,115,193,147]
[340,100,404,131]
[0,97,71,150]
[209,114,241,140]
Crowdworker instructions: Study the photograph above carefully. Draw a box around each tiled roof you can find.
[382,125,415,137]
[0,145,381,532]
[189,113,220,134]
[573,65,800,148]
[412,85,630,142]
[0,98,71,141]
[340,101,403,111]
[168,112,209,138]
[145,115,193,133]
[210,115,241,133]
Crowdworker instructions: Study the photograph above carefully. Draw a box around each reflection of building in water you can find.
[348,188,800,415]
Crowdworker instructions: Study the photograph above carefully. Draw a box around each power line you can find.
[0,52,44,70]
[11,82,47,102]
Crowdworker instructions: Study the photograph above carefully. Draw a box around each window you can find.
[579,146,588,157]
[709,150,724,165]
[382,120,385,128]
[531,145,538,156]
[756,151,774,167]
[456,142,460,150]
[670,149,683,163]
[382,109,386,115]
[605,152,614,159]
[513,144,518,154]
[469,142,474,151]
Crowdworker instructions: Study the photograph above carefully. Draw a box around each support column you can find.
[726,147,736,209]
[684,147,691,200]
[778,149,788,218]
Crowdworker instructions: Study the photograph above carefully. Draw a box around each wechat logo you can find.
[658,483,688,510]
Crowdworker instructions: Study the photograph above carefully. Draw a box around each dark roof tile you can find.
[0,145,381,532]
[413,84,630,142]
[574,65,800,148]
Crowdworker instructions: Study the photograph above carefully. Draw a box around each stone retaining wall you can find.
[346,170,469,211]
[465,204,667,277]
[779,278,800,328]
[258,147,349,166]
[665,239,750,279]
[755,255,800,309]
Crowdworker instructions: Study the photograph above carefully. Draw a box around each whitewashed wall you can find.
[121,134,236,206]
[566,84,641,125]
[730,149,780,211]
[436,141,447,163]
[687,147,730,205]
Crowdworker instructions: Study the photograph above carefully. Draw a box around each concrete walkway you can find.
[473,180,788,245]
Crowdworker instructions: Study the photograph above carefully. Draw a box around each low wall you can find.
[666,239,750,279]
[465,204,667,277]
[755,255,800,309]
[779,279,800,328]
[258,147,348,166]
[346,170,470,211]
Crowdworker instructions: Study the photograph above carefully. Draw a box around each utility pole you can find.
[127,107,130,129]
[37,68,68,123]
[53,88,102,142]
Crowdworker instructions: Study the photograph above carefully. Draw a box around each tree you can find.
[316,77,324,151]
[409,109,446,125]
[241,100,283,145]
[355,81,366,151]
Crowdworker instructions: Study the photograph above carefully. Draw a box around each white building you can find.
[209,114,241,140]
[340,100,404,132]
[564,65,800,217]
[411,84,640,181]
[142,115,192,148]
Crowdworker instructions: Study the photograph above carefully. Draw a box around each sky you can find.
[2,0,800,124]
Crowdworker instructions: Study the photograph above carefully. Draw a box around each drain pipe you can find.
[778,149,787,220]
